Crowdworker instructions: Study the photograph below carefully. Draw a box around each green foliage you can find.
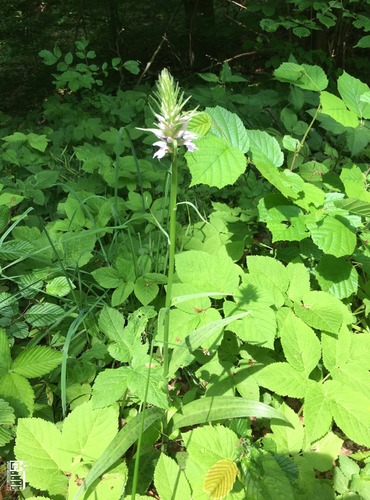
[1,36,370,498]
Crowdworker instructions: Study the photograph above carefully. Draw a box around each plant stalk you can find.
[163,143,178,384]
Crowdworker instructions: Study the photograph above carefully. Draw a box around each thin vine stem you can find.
[289,104,322,171]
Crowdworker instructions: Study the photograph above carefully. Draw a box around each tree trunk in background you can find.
[184,0,215,69]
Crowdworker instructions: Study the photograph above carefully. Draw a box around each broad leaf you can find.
[256,363,308,398]
[280,312,321,376]
[315,256,358,299]
[62,401,119,462]
[320,91,359,128]
[182,425,244,500]
[0,372,34,417]
[247,129,283,167]
[11,347,62,378]
[304,383,332,444]
[0,398,15,446]
[321,326,351,372]
[294,291,347,333]
[169,311,251,375]
[326,381,370,447]
[24,303,65,327]
[203,459,238,500]
[247,255,289,292]
[206,106,250,152]
[270,403,304,455]
[154,453,191,500]
[186,135,246,188]
[73,408,163,500]
[286,263,310,302]
[306,214,357,257]
[175,247,241,296]
[274,62,328,91]
[338,71,370,119]
[14,418,70,495]
[127,364,168,409]
[91,367,129,409]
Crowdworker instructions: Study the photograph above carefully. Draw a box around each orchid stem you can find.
[163,143,178,386]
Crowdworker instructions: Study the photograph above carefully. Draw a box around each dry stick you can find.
[135,0,183,88]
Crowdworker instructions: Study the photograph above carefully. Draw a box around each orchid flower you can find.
[138,68,198,159]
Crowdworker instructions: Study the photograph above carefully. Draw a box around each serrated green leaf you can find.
[203,458,238,499]
[171,396,288,431]
[320,91,359,128]
[62,401,119,462]
[340,165,370,202]
[27,133,49,152]
[14,418,70,495]
[186,135,246,188]
[11,346,62,378]
[112,281,135,306]
[304,383,332,444]
[91,367,129,409]
[98,305,124,343]
[286,262,310,302]
[24,303,65,327]
[206,106,250,153]
[127,364,168,409]
[338,71,370,119]
[256,362,308,398]
[247,255,289,292]
[247,129,284,167]
[331,363,370,400]
[183,425,243,500]
[274,62,328,91]
[258,201,309,242]
[224,302,276,349]
[326,380,370,447]
[188,112,212,137]
[333,198,370,217]
[303,431,343,473]
[73,408,163,500]
[175,247,240,295]
[270,403,304,454]
[45,276,74,297]
[280,312,321,376]
[321,326,351,372]
[154,453,191,500]
[348,334,370,370]
[0,372,34,417]
[294,291,346,333]
[0,398,15,446]
[92,267,122,288]
[0,192,24,207]
[306,214,357,257]
[315,255,358,299]
[134,276,159,305]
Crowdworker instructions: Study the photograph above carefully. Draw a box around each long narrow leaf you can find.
[171,396,289,431]
[169,311,251,375]
[73,407,163,500]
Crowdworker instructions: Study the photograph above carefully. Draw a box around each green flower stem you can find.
[163,142,178,384]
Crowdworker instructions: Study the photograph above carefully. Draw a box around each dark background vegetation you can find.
[1,0,370,114]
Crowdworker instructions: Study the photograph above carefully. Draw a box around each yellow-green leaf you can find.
[203,458,238,499]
